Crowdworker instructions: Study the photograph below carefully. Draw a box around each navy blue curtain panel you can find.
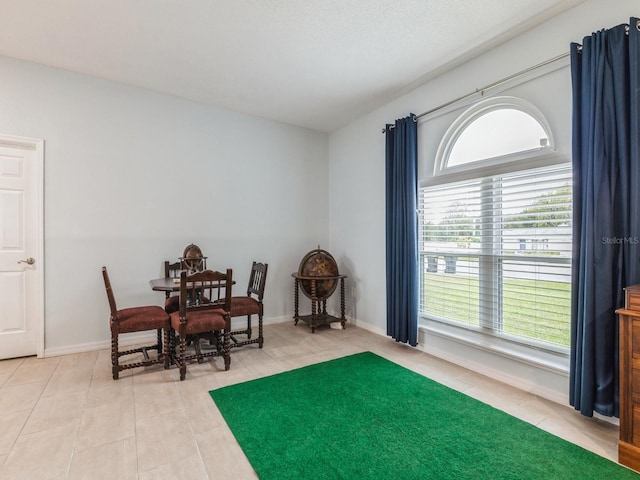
[385,115,418,346]
[570,18,640,417]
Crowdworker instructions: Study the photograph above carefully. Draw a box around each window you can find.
[435,96,554,174]
[419,97,571,352]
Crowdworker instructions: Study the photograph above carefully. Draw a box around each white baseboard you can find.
[44,331,159,357]
[261,315,292,326]
[43,313,577,410]
[417,326,569,405]
[348,316,386,336]
[44,316,293,358]
[424,341,568,405]
[334,312,571,408]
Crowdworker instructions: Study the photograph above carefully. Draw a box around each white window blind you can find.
[419,164,572,350]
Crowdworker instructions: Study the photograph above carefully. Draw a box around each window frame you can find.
[433,96,556,178]
[419,95,571,365]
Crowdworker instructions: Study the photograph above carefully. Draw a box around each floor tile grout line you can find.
[65,352,102,479]
[0,323,623,476]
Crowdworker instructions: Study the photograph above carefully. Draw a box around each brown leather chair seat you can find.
[170,269,233,380]
[102,266,170,380]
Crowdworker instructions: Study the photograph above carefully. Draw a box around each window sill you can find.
[419,317,569,376]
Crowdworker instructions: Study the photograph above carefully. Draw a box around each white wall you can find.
[0,55,329,354]
[1,0,634,402]
[328,0,638,405]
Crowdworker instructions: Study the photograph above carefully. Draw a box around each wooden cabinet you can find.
[617,285,640,471]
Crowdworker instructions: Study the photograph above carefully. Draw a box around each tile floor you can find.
[0,322,624,479]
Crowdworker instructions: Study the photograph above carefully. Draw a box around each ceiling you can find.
[0,0,583,132]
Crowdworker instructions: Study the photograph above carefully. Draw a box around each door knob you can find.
[18,257,35,265]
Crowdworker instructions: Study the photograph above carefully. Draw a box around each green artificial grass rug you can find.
[209,351,639,479]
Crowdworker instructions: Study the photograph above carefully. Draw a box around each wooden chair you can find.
[229,262,268,348]
[163,260,183,314]
[102,266,170,380]
[169,269,233,380]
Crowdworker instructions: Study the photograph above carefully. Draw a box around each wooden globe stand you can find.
[179,243,207,274]
[292,248,347,333]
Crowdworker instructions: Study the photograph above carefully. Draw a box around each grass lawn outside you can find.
[422,266,571,347]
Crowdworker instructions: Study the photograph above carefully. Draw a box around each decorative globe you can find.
[182,244,204,271]
[297,248,339,300]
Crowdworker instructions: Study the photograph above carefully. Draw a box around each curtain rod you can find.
[382,51,569,133]
[382,19,640,133]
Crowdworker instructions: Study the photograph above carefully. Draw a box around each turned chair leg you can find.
[258,314,264,349]
[111,333,119,380]
[224,330,231,371]
[156,328,163,355]
[163,328,171,370]
[193,335,204,364]
[179,334,187,381]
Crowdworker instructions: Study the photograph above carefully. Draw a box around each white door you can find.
[0,135,44,359]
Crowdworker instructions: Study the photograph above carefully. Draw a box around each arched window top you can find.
[435,96,554,174]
